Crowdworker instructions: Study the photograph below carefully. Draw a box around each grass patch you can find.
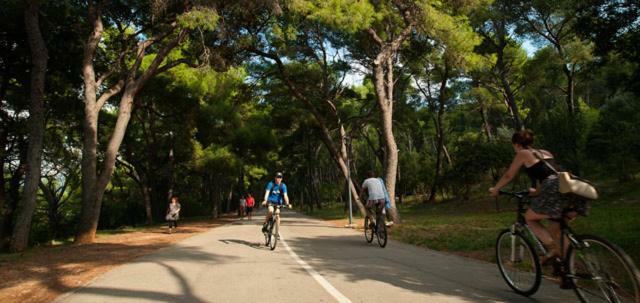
[304,203,364,221]
[307,180,640,266]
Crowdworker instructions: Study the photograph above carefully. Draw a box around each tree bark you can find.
[0,128,7,247]
[372,58,400,223]
[75,2,188,243]
[0,145,26,250]
[10,0,48,252]
[479,105,494,141]
[77,89,136,243]
[365,19,414,223]
[492,22,524,130]
[39,181,60,241]
[250,49,367,216]
[427,63,449,203]
[564,66,576,115]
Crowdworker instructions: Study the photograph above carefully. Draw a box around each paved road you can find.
[56,210,578,303]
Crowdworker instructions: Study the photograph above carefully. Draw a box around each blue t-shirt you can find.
[265,181,287,204]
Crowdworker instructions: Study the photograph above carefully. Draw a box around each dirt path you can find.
[0,218,230,303]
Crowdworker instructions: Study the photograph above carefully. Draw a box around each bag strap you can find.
[531,149,596,186]
[531,149,559,174]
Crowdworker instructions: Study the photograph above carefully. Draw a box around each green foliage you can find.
[443,134,512,199]
[177,7,219,31]
[587,93,640,180]
[288,0,377,33]
[4,0,640,252]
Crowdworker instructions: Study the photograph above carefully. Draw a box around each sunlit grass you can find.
[306,180,640,266]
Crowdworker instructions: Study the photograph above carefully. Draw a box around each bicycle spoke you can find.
[569,235,640,303]
[575,284,610,301]
[496,230,541,296]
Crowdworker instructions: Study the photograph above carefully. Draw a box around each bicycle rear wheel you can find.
[364,216,374,243]
[376,215,387,248]
[495,229,541,296]
[568,235,640,303]
[269,220,278,250]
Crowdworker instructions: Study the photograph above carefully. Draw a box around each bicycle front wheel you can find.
[568,235,640,303]
[364,216,374,243]
[495,229,541,296]
[264,220,272,246]
[269,220,278,250]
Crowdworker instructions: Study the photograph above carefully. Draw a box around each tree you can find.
[75,1,220,243]
[514,0,595,116]
[245,10,369,216]
[10,0,48,252]
[471,0,528,130]
[290,0,487,222]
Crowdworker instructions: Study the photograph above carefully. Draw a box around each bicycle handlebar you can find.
[499,190,530,199]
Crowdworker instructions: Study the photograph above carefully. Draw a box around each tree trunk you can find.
[76,90,136,243]
[427,64,449,203]
[496,42,523,130]
[142,183,153,225]
[479,105,494,141]
[39,181,59,241]
[0,128,7,248]
[10,0,48,252]
[0,146,26,250]
[372,58,399,223]
[255,50,367,216]
[566,70,575,115]
[226,185,233,213]
[75,2,187,243]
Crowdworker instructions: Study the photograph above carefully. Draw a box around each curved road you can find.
[55,210,577,302]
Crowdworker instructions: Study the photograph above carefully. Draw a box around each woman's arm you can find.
[490,151,525,196]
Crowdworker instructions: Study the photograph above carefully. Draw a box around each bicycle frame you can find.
[500,190,640,302]
[266,205,282,229]
[508,192,549,258]
[506,191,580,262]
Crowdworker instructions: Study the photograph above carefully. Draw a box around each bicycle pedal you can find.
[551,261,562,277]
[559,277,574,289]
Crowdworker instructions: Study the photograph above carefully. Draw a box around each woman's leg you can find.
[525,209,558,255]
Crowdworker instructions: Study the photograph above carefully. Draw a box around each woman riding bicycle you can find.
[489,129,588,263]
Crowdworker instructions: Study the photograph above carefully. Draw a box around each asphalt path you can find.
[55,210,578,302]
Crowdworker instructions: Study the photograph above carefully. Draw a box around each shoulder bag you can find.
[533,150,598,200]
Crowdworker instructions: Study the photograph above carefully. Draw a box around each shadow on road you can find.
[282,216,557,303]
[57,244,240,303]
[219,239,266,250]
[71,261,208,303]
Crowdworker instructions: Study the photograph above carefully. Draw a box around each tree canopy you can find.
[1,0,638,250]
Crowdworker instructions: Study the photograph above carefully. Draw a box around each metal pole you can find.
[347,136,353,226]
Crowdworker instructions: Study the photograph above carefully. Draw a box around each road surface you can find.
[55,210,578,302]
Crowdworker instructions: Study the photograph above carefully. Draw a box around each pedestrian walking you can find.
[166,196,181,234]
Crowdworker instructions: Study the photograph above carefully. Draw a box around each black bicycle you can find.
[264,204,286,250]
[496,190,640,302]
[364,204,387,248]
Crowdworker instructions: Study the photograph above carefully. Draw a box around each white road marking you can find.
[281,237,352,303]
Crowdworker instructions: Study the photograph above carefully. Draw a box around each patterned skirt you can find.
[529,177,589,219]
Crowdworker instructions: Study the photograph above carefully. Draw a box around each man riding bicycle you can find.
[261,172,291,235]
[359,170,387,227]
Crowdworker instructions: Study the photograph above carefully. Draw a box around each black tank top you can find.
[525,160,556,183]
